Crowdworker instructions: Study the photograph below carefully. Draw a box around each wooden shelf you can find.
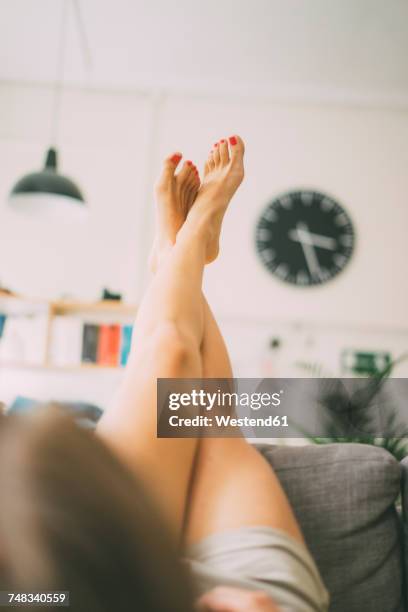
[51,299,137,316]
[0,295,137,316]
[0,295,137,372]
[0,361,124,372]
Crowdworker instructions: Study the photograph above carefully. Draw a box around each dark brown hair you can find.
[0,409,193,612]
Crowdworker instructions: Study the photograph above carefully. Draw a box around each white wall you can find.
[0,81,408,407]
[155,95,408,328]
[0,82,154,300]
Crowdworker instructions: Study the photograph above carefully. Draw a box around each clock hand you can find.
[301,241,322,281]
[289,226,336,251]
[294,224,322,280]
[305,232,336,250]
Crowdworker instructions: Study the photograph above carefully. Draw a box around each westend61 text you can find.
[168,415,289,428]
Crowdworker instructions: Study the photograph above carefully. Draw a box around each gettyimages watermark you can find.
[157,377,408,438]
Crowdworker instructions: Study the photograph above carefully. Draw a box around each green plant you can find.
[296,354,408,461]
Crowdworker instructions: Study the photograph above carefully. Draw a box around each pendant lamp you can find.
[9,0,89,218]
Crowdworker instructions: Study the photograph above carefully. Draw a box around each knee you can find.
[150,322,199,373]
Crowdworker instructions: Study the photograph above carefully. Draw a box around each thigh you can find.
[187,299,304,547]
[183,436,304,547]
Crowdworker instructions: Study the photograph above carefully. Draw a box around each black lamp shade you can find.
[9,148,86,217]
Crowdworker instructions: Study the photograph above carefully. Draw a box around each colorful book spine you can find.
[97,325,121,367]
[0,314,6,338]
[82,324,100,364]
[120,325,133,367]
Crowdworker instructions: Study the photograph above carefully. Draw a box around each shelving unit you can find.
[0,294,137,371]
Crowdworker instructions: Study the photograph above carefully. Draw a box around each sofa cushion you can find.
[256,443,403,612]
[399,456,408,610]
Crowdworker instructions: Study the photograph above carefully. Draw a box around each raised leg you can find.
[184,296,304,546]
[146,137,304,547]
[97,138,244,541]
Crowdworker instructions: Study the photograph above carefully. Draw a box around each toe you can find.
[207,151,216,172]
[219,139,230,166]
[228,135,245,161]
[178,160,194,181]
[156,152,182,191]
[186,175,197,202]
[164,152,183,174]
[183,164,199,211]
[193,167,200,187]
[185,166,195,185]
[213,142,221,167]
[177,161,198,206]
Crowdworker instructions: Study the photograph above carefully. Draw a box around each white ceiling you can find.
[1,0,408,105]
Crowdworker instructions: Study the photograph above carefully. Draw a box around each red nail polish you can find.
[171,154,181,163]
[214,142,219,147]
[220,139,225,143]
[187,160,192,165]
[229,136,237,146]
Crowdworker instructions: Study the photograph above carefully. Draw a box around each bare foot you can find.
[150,152,200,271]
[187,135,245,262]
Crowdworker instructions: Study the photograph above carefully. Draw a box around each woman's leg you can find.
[98,138,245,539]
[184,296,304,546]
[146,138,304,546]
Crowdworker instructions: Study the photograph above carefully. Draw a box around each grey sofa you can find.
[256,443,405,612]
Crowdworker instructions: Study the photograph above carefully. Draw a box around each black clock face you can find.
[255,191,355,286]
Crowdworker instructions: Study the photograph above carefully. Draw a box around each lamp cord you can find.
[50,0,69,147]
[49,0,92,148]
[72,0,93,75]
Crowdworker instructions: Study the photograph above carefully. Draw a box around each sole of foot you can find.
[150,153,200,272]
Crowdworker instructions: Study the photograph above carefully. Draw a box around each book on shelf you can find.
[82,324,100,364]
[97,324,121,367]
[0,313,48,365]
[120,325,133,367]
[0,314,6,338]
[50,316,83,366]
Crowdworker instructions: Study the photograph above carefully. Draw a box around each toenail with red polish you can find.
[171,154,181,163]
[214,143,219,147]
[229,136,237,146]
[186,160,192,165]
[221,139,225,143]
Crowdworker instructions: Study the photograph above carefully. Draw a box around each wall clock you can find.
[255,190,355,286]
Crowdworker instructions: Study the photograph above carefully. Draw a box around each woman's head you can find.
[0,409,193,611]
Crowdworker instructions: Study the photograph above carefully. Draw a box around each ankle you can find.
[149,240,173,274]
